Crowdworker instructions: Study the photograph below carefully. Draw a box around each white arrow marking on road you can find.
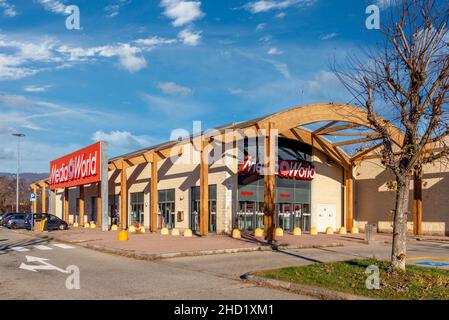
[52,243,74,249]
[19,255,69,274]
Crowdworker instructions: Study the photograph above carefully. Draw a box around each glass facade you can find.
[190,185,217,233]
[158,189,175,229]
[129,192,144,227]
[236,137,312,232]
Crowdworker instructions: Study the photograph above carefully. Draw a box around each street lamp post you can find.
[12,133,25,212]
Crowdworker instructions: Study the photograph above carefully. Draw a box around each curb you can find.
[242,273,372,300]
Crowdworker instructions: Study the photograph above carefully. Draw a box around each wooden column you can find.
[150,155,159,232]
[264,122,276,242]
[97,183,102,226]
[200,140,209,236]
[64,188,69,222]
[413,167,423,236]
[120,162,128,230]
[32,185,38,213]
[345,168,354,231]
[41,185,47,213]
[79,185,84,225]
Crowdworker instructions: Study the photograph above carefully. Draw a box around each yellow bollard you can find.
[183,229,192,237]
[171,228,180,236]
[84,223,90,228]
[275,227,284,237]
[138,227,146,234]
[111,224,118,231]
[118,230,128,241]
[310,227,318,235]
[325,227,334,235]
[351,227,359,234]
[128,225,136,233]
[254,228,263,238]
[90,223,96,229]
[232,229,241,239]
[293,227,302,236]
[73,222,79,228]
[161,227,169,235]
[339,227,347,235]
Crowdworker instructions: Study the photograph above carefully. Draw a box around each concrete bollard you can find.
[73,222,79,228]
[351,227,359,234]
[325,227,334,235]
[128,225,136,233]
[275,227,284,237]
[310,227,318,235]
[90,223,96,229]
[139,227,146,234]
[84,223,90,228]
[118,230,128,241]
[161,227,169,235]
[183,229,192,237]
[339,227,347,235]
[293,227,302,236]
[254,228,263,238]
[232,229,241,239]
[111,224,118,231]
[171,228,180,236]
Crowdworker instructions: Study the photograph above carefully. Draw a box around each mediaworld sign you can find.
[49,142,104,190]
[238,156,316,180]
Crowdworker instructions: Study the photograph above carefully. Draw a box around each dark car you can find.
[3,213,30,229]
[40,214,68,231]
[0,212,13,225]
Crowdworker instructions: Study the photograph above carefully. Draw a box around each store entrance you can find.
[236,201,264,231]
[190,185,217,233]
[276,203,311,232]
[158,189,175,229]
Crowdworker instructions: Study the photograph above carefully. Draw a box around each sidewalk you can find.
[23,227,393,260]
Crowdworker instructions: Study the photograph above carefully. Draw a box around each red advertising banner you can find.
[49,142,102,190]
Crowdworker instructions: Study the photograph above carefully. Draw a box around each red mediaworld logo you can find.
[49,142,102,190]
[238,156,316,180]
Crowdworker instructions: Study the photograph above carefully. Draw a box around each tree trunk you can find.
[391,174,411,270]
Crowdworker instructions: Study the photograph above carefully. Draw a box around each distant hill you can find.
[0,172,48,184]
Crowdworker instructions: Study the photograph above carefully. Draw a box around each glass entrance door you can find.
[159,202,175,229]
[276,203,292,231]
[190,185,217,233]
[130,192,144,227]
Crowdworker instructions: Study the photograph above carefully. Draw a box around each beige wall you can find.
[353,158,449,236]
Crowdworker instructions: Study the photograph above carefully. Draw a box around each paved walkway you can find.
[25,227,393,257]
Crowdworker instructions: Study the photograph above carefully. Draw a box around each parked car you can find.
[3,213,30,229]
[40,214,68,231]
[0,212,12,225]
[24,213,46,230]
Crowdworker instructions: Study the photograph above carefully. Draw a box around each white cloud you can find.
[321,32,337,40]
[91,130,152,150]
[228,88,244,95]
[267,47,283,55]
[0,0,17,17]
[275,12,286,18]
[244,0,315,14]
[178,29,201,46]
[104,0,131,18]
[35,0,70,15]
[23,85,52,93]
[256,23,266,31]
[270,60,291,79]
[156,82,192,96]
[160,0,204,27]
[134,36,177,47]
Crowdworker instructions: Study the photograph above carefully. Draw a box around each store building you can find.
[31,103,449,236]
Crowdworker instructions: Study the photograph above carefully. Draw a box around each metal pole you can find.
[12,133,25,212]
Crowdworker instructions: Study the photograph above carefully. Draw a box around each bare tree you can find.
[334,0,449,270]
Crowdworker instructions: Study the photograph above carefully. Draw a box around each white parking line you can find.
[52,243,74,249]
[11,246,29,252]
[33,245,53,251]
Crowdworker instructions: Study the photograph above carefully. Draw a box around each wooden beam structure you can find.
[264,122,276,242]
[313,121,339,135]
[351,142,383,162]
[413,167,423,237]
[333,135,381,147]
[41,185,47,213]
[199,140,209,236]
[345,168,354,230]
[64,188,69,223]
[120,161,128,230]
[150,154,159,232]
[79,185,84,225]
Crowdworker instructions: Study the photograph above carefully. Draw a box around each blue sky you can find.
[0,0,390,173]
